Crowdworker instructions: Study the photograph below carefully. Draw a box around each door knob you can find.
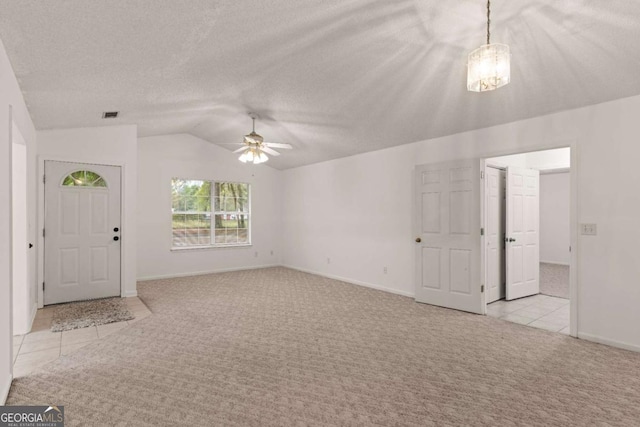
[504,237,516,242]
[28,243,33,249]
[415,237,421,243]
[113,236,119,241]
[113,227,119,232]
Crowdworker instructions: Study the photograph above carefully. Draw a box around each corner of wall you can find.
[0,372,12,405]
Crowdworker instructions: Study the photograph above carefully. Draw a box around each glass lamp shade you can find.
[238,148,269,165]
[467,43,510,92]
[256,152,268,164]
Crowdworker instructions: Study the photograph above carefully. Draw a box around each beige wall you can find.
[283,94,640,352]
[137,134,282,279]
[0,37,37,403]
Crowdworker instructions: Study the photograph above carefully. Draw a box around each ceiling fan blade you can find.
[233,147,247,153]
[261,146,280,156]
[263,142,292,149]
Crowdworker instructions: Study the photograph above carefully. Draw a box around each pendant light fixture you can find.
[467,0,510,92]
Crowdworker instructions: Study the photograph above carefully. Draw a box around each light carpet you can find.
[8,267,640,426]
[50,297,135,332]
[540,263,570,299]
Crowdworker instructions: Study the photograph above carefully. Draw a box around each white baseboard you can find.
[540,261,570,266]
[578,332,640,353]
[1,373,12,405]
[137,264,281,282]
[123,290,138,297]
[282,265,415,299]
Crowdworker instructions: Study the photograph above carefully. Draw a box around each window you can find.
[62,170,107,187]
[171,179,250,248]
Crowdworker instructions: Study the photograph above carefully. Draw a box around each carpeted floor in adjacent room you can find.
[540,262,570,299]
[7,267,640,426]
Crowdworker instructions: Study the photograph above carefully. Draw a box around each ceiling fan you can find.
[223,114,292,164]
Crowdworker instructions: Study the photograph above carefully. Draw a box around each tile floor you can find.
[487,294,570,334]
[12,297,151,378]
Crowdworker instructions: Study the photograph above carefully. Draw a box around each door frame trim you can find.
[480,140,578,337]
[37,157,125,308]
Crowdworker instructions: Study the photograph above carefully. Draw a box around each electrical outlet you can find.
[383,266,388,274]
[581,223,597,236]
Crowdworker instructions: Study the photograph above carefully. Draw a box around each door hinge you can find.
[43,282,45,291]
[43,174,46,184]
[481,285,485,293]
[480,228,484,236]
[480,171,485,179]
[569,246,572,253]
[42,228,45,238]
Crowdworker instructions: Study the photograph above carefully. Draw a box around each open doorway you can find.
[482,147,571,334]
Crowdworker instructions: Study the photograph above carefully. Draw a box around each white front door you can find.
[486,166,505,303]
[414,160,483,314]
[44,161,121,305]
[505,166,540,300]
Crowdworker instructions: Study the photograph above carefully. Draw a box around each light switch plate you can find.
[581,223,597,236]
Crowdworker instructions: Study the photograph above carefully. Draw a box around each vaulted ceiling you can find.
[1,1,639,169]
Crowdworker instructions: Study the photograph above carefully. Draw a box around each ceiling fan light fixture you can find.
[238,151,249,163]
[467,0,511,92]
[238,147,269,165]
[257,151,268,163]
[233,115,290,165]
[245,131,264,144]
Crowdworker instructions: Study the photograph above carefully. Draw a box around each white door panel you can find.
[414,160,483,314]
[506,167,540,300]
[486,167,505,303]
[44,161,121,305]
[12,141,29,334]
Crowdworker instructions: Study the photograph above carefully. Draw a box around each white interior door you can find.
[44,161,121,305]
[414,160,483,314]
[486,166,505,303]
[505,166,540,300]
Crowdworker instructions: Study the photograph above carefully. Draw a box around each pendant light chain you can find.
[486,0,491,45]
[467,0,510,92]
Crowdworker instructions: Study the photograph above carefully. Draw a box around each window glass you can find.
[62,170,107,187]
[171,179,250,248]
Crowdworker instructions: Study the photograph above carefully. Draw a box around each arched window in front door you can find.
[61,170,107,187]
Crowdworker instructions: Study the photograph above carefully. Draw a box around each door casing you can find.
[37,156,127,308]
[43,161,121,305]
[480,142,578,337]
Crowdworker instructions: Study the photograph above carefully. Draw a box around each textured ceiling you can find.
[1,1,639,169]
